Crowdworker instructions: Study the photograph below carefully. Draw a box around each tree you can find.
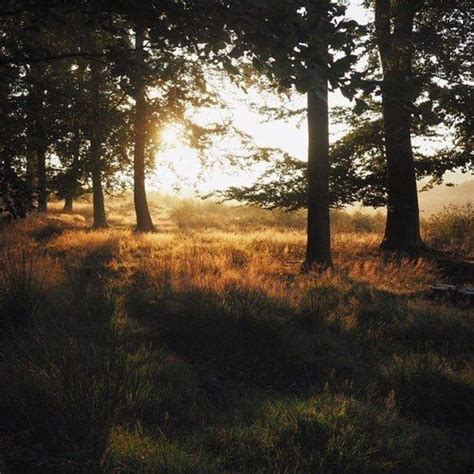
[132,24,155,232]
[221,0,471,257]
[0,63,31,220]
[105,0,236,232]
[26,63,50,212]
[212,0,358,267]
[220,101,471,211]
[367,0,473,252]
[306,61,331,266]
[373,0,424,251]
[207,1,349,267]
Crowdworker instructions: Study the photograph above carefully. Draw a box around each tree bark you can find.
[133,25,156,232]
[63,195,73,213]
[304,66,332,268]
[37,145,47,212]
[25,155,34,209]
[375,0,424,252]
[63,125,81,213]
[91,135,108,229]
[89,61,108,229]
[379,72,422,251]
[28,64,48,213]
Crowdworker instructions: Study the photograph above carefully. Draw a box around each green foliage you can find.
[0,167,31,222]
[220,102,472,211]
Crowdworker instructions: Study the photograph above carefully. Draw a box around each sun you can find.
[160,124,182,145]
[151,123,202,192]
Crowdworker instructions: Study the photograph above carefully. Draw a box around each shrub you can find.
[424,204,474,257]
[331,210,385,234]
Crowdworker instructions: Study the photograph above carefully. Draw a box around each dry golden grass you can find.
[1,200,472,472]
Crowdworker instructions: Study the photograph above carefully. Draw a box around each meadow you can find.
[0,196,473,472]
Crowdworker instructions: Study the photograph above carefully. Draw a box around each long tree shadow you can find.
[0,261,141,471]
[124,266,473,437]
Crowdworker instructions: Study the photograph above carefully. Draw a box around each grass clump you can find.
[424,203,474,257]
[203,394,450,473]
[0,248,58,333]
[0,317,156,470]
[381,353,474,430]
[107,426,212,472]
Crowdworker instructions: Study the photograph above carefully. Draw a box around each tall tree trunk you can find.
[133,25,156,232]
[28,64,48,213]
[375,0,424,252]
[91,136,108,228]
[63,195,74,213]
[63,125,81,213]
[89,62,108,229]
[26,155,34,209]
[305,66,332,268]
[37,145,47,212]
[380,72,422,251]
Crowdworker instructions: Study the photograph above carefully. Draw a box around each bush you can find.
[424,204,474,257]
[331,210,385,234]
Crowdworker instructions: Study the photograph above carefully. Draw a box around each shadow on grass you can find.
[0,262,153,471]
[1,244,472,472]
[124,267,473,438]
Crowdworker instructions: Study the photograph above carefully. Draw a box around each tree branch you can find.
[0,51,107,67]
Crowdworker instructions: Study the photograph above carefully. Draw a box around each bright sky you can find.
[149,0,470,197]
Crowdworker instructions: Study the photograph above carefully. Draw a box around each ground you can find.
[0,198,472,472]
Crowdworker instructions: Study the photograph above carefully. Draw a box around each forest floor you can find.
[0,200,473,472]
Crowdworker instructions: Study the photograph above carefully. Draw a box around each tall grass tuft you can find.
[0,248,58,333]
[2,327,155,470]
[424,203,474,257]
[66,264,117,324]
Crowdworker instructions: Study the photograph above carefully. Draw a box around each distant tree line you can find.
[0,0,472,268]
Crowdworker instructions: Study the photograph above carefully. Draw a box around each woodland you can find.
[0,1,473,472]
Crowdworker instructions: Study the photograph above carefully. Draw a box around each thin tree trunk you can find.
[133,25,156,232]
[63,125,81,213]
[304,66,332,268]
[37,145,47,212]
[375,0,424,252]
[90,130,107,228]
[89,63,108,229]
[26,154,34,209]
